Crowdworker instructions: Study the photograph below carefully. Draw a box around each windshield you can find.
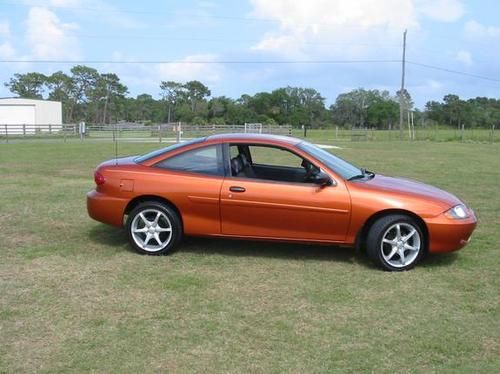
[134,137,206,163]
[297,141,362,180]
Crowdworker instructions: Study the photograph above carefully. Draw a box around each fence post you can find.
[4,125,8,143]
[492,125,496,143]
[64,125,67,143]
[461,124,465,142]
[176,122,181,143]
[79,121,86,141]
[49,124,52,134]
[23,124,26,136]
[158,124,162,143]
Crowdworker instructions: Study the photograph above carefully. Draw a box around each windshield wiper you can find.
[365,169,375,179]
[347,168,375,181]
[347,168,366,181]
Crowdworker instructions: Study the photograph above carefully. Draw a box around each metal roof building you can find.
[0,97,62,135]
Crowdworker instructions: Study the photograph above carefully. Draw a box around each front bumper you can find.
[424,211,477,253]
[87,190,128,227]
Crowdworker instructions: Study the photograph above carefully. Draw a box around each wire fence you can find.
[299,125,498,143]
[0,123,292,143]
[0,123,497,143]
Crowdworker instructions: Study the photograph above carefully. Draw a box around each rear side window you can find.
[154,145,223,176]
[135,137,205,163]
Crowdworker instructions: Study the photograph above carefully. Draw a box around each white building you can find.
[0,97,63,135]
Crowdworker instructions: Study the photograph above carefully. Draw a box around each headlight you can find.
[445,204,469,219]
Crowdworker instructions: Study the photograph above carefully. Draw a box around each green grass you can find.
[0,140,499,373]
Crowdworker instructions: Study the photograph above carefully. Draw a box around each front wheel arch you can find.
[355,209,429,254]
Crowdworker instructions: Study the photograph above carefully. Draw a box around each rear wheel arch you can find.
[123,195,183,229]
[355,209,429,253]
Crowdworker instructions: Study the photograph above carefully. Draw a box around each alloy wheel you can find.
[130,208,173,252]
[380,222,421,268]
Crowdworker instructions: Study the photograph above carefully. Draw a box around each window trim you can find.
[224,142,332,186]
[135,137,206,163]
[153,143,225,177]
[296,141,361,180]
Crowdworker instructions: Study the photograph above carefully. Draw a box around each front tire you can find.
[126,202,182,255]
[366,214,425,271]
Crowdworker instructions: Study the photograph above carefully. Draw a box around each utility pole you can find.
[399,29,407,140]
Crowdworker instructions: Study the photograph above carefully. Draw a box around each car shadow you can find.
[87,224,372,266]
[420,251,459,268]
[87,225,458,269]
[181,236,371,266]
[88,224,135,253]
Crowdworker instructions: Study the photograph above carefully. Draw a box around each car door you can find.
[220,144,351,242]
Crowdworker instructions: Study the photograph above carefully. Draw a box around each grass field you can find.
[1,139,499,373]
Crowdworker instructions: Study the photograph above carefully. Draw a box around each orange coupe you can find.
[87,134,477,271]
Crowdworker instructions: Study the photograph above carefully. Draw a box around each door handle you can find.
[229,186,246,193]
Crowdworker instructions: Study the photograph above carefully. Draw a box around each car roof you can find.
[206,133,301,145]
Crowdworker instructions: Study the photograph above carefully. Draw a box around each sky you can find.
[0,0,498,108]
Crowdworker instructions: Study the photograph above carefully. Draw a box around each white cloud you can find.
[103,53,225,97]
[426,79,444,91]
[249,0,466,58]
[157,54,224,83]
[251,0,417,30]
[252,33,306,57]
[0,41,16,59]
[20,0,79,7]
[456,49,472,65]
[409,79,445,99]
[25,7,81,59]
[0,21,10,37]
[49,0,81,7]
[464,20,500,39]
[249,0,418,57]
[21,0,143,29]
[418,0,464,22]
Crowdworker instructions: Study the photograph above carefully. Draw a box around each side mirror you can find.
[312,171,333,186]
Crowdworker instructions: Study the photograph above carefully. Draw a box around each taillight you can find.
[94,171,105,185]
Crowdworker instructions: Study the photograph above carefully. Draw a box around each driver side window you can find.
[229,144,318,184]
[250,146,304,168]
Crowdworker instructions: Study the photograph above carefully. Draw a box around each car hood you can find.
[359,174,462,209]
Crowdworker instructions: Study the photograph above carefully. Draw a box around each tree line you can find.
[4,65,500,128]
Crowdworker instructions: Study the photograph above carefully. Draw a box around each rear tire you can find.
[366,214,425,271]
[126,202,182,255]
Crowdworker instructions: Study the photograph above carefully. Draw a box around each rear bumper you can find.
[424,212,477,253]
[87,190,128,226]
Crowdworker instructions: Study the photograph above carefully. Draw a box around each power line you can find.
[0,59,401,64]
[71,34,399,47]
[0,58,498,83]
[0,0,394,29]
[407,61,500,83]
